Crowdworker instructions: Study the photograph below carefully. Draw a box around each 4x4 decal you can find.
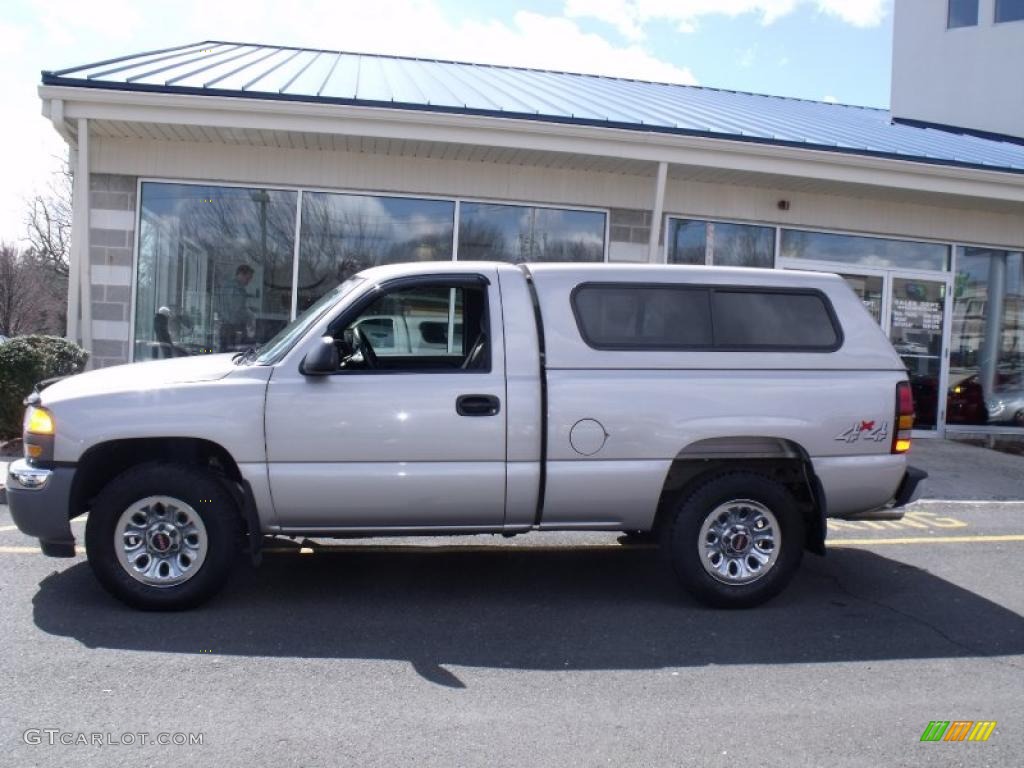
[835,420,889,443]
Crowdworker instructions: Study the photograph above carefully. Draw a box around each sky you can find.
[0,0,894,243]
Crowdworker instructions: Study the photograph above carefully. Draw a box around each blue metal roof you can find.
[42,40,1024,175]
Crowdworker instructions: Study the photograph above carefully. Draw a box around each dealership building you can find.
[39,0,1024,435]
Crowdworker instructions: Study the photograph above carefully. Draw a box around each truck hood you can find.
[40,354,240,404]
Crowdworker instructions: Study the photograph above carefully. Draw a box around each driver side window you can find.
[337,282,490,372]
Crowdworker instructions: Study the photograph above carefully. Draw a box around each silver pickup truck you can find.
[7,262,925,610]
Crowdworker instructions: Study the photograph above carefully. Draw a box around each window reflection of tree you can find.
[182,188,296,349]
[297,193,454,312]
[714,223,772,267]
[458,219,513,261]
[135,185,297,356]
[459,208,604,263]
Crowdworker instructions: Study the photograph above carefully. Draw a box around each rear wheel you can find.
[661,472,805,608]
[85,463,241,610]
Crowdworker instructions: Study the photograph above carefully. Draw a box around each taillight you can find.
[893,381,914,454]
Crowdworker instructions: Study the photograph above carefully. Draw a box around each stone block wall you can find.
[87,174,137,368]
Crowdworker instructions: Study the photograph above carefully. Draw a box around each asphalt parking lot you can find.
[1,441,1022,767]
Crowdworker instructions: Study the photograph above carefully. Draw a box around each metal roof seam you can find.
[84,42,227,81]
[38,41,1024,174]
[123,45,246,85]
[279,51,320,94]
[316,52,343,97]
[161,45,254,87]
[204,47,282,89]
[242,47,304,91]
[36,73,1024,173]
[47,41,208,78]
[467,65,568,115]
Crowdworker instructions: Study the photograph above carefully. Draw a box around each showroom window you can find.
[948,0,979,27]
[949,247,1024,427]
[457,202,606,262]
[134,182,297,359]
[297,191,454,312]
[667,218,775,268]
[996,0,1024,21]
[781,229,950,271]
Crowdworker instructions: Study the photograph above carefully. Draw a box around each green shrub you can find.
[0,335,88,439]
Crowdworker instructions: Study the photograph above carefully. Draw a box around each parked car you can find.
[986,389,1024,426]
[946,374,988,425]
[7,262,925,610]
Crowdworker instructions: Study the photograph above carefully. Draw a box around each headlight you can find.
[24,406,55,435]
[23,406,55,462]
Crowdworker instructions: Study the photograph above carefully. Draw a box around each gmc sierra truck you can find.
[7,262,925,610]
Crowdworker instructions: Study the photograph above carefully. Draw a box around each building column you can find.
[65,144,81,344]
[69,117,92,350]
[648,161,668,263]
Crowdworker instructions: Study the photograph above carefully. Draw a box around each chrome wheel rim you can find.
[114,496,208,587]
[698,499,780,585]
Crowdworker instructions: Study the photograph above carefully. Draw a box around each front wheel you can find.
[85,463,241,610]
[661,472,805,608]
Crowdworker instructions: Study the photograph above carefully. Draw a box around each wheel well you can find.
[654,438,826,554]
[69,438,243,519]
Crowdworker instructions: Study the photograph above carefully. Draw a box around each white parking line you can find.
[912,499,1024,505]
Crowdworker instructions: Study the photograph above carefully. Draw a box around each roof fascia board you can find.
[40,85,1024,206]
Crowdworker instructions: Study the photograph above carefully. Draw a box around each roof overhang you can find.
[39,84,1024,209]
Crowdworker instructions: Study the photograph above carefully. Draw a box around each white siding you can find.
[92,135,1024,251]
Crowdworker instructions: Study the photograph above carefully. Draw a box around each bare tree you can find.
[0,244,66,336]
[25,160,72,278]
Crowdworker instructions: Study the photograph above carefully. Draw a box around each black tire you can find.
[661,472,805,609]
[85,463,241,610]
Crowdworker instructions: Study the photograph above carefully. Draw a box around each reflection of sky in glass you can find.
[782,230,949,271]
[458,202,604,262]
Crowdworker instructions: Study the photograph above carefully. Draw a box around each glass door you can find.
[887,275,951,432]
[836,271,885,324]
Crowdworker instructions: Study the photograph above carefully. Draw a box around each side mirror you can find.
[300,336,339,376]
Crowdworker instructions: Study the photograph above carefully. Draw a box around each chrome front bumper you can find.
[6,459,77,557]
[8,459,53,490]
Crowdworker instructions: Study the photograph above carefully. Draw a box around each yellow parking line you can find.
[0,546,78,554]
[829,534,1024,546]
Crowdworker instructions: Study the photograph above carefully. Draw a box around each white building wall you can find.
[892,0,1024,138]
[91,135,1024,251]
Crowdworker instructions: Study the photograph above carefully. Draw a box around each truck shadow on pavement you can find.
[31,544,1024,687]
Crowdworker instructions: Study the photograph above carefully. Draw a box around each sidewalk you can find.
[908,438,1024,501]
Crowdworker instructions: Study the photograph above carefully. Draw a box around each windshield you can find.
[252,277,365,365]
